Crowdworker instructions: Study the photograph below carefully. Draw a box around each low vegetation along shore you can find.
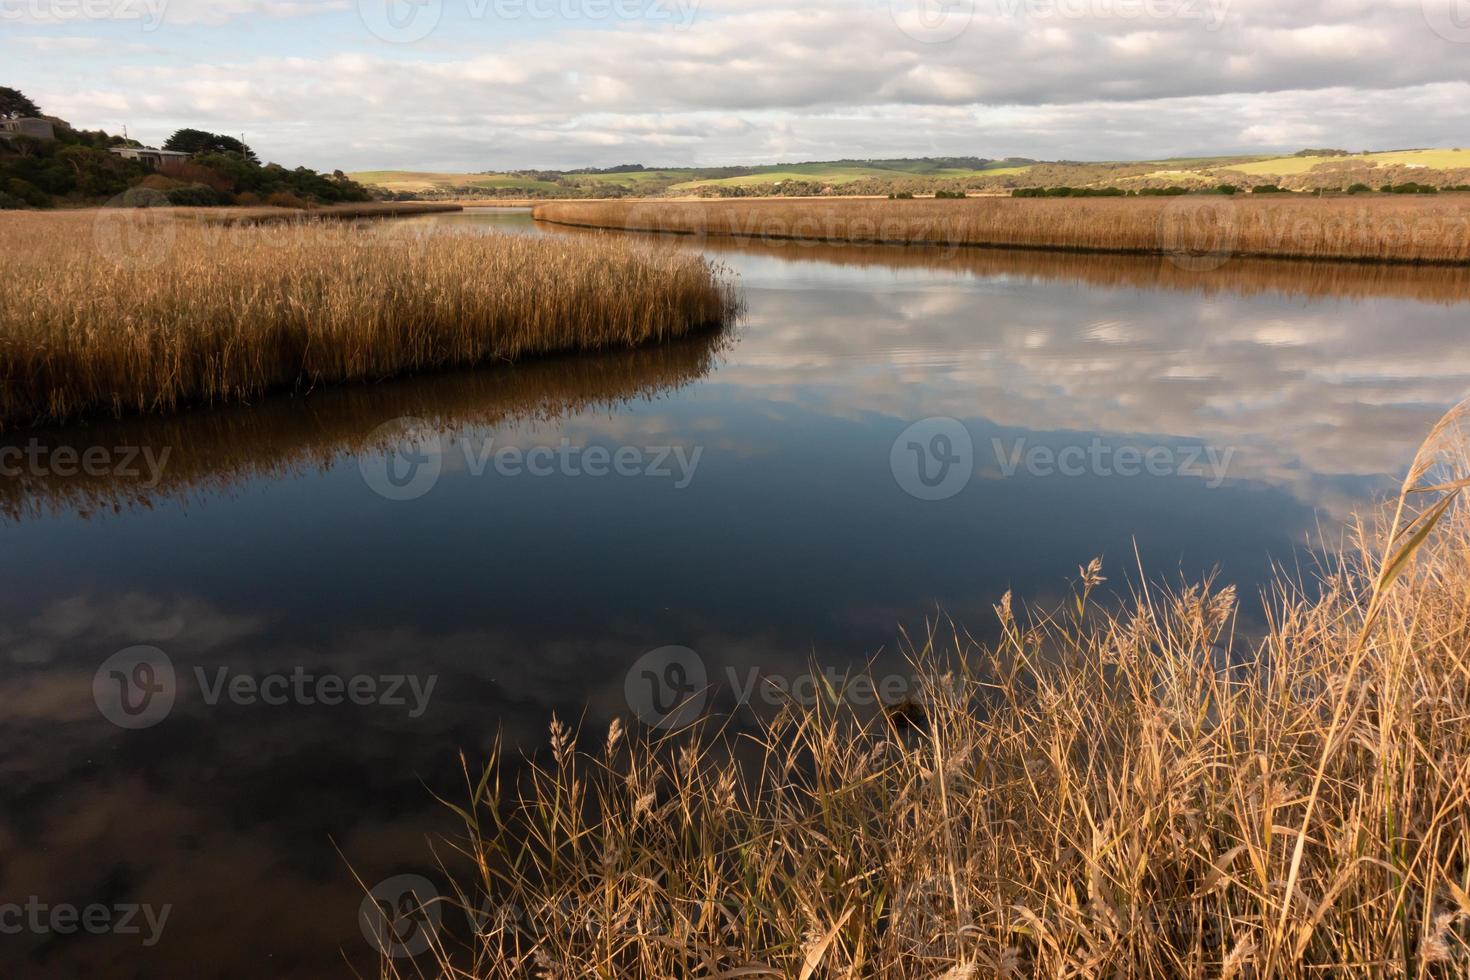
[410,404,1470,978]
[0,211,736,428]
[534,197,1470,264]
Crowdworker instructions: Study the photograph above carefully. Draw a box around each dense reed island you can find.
[0,212,737,428]
[410,404,1470,978]
[533,197,1470,264]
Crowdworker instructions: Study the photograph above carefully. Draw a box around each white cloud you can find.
[10,0,1470,168]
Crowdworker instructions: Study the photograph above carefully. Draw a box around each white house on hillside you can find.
[109,145,192,169]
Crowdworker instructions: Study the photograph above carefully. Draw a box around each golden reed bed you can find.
[0,210,735,428]
[400,404,1470,979]
[533,196,1470,265]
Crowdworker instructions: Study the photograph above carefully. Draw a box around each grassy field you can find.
[0,211,736,428]
[351,160,1039,197]
[533,197,1470,264]
[403,401,1470,978]
[349,171,568,194]
[1226,148,1470,176]
[352,149,1470,199]
[665,161,1030,191]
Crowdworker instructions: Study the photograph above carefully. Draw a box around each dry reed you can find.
[0,211,736,428]
[534,197,1470,265]
[396,402,1470,978]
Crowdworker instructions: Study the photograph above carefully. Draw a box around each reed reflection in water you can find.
[0,331,725,522]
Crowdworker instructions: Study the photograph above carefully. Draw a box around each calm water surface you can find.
[2,208,1467,977]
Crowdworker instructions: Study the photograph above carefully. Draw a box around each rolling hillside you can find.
[351,148,1470,199]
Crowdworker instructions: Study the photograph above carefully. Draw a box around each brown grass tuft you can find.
[404,401,1470,978]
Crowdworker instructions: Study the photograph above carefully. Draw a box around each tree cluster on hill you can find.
[163,128,260,164]
[0,86,371,210]
[0,86,42,119]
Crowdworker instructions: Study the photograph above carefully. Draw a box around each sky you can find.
[4,0,1470,172]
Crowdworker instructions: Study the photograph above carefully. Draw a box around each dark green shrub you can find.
[1012,186,1131,198]
[4,177,51,208]
[165,182,226,207]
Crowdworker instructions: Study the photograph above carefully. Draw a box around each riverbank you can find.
[0,211,735,428]
[423,401,1470,978]
[533,197,1470,265]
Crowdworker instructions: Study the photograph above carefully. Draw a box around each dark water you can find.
[2,208,1467,977]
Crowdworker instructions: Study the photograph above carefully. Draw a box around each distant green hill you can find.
[351,149,1470,200]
